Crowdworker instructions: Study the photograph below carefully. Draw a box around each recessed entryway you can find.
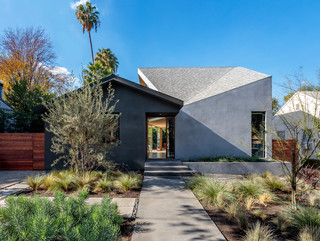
[147,116,175,159]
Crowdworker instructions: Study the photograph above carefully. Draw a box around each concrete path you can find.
[132,176,226,241]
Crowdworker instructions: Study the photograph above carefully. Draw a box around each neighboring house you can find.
[0,82,12,113]
[40,67,272,170]
[273,91,320,159]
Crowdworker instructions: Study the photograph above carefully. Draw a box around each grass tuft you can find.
[114,173,142,191]
[298,225,320,241]
[245,222,277,241]
[94,178,113,192]
[25,175,44,191]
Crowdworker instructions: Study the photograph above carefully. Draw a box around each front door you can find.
[147,116,175,159]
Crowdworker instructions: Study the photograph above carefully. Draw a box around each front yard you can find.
[0,170,143,241]
[186,172,320,241]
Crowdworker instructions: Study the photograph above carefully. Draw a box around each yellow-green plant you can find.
[298,225,320,241]
[252,210,267,221]
[42,173,57,191]
[25,175,44,191]
[244,222,276,241]
[114,173,142,191]
[94,178,113,192]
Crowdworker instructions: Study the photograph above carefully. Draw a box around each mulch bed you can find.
[119,218,135,241]
[199,191,298,241]
[20,187,142,198]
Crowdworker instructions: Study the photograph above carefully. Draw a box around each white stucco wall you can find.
[175,77,272,160]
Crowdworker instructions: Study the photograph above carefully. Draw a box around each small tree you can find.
[43,82,119,172]
[270,72,320,209]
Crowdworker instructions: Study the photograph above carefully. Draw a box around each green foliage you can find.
[272,97,281,115]
[188,156,268,162]
[245,222,276,241]
[235,209,249,230]
[49,172,74,192]
[94,178,113,192]
[298,225,320,241]
[195,179,234,207]
[252,210,267,221]
[0,191,122,240]
[263,177,288,192]
[43,82,119,172]
[225,202,242,218]
[287,206,320,230]
[185,175,208,190]
[25,175,44,191]
[114,173,142,191]
[4,79,53,132]
[83,61,112,84]
[273,212,289,233]
[0,109,10,132]
[236,180,266,199]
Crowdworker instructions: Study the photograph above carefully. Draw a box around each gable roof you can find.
[138,67,271,104]
[33,74,183,113]
[275,91,320,116]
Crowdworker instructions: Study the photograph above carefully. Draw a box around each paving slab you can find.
[0,171,44,189]
[0,183,29,199]
[132,176,226,241]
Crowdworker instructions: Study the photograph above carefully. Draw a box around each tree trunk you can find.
[88,31,94,64]
[291,149,297,210]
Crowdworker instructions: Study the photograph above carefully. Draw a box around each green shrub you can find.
[114,173,142,191]
[288,206,320,230]
[273,212,289,233]
[73,172,97,191]
[42,173,56,191]
[49,173,74,192]
[298,225,320,241]
[195,180,234,207]
[185,175,208,190]
[263,177,288,192]
[0,191,122,240]
[236,180,265,199]
[94,178,113,192]
[235,209,249,230]
[245,222,276,241]
[25,175,44,191]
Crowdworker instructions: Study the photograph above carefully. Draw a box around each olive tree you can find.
[43,82,119,172]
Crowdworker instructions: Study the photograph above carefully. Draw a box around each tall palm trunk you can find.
[88,31,94,64]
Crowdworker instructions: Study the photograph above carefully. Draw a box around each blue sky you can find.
[1,0,320,103]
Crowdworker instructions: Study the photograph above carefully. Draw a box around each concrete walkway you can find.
[132,176,226,241]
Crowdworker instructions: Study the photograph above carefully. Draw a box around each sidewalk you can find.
[132,176,226,241]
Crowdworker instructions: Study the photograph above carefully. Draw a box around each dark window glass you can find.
[252,112,265,158]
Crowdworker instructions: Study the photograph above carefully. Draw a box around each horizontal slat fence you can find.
[272,139,298,163]
[0,133,44,170]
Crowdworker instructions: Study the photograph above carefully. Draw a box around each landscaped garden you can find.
[24,169,143,197]
[186,172,320,241]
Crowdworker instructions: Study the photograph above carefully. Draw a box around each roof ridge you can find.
[139,66,238,69]
[186,67,237,102]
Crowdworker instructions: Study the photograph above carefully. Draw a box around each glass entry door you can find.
[147,117,175,159]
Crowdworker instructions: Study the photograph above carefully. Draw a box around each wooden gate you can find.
[0,133,45,170]
[272,139,298,163]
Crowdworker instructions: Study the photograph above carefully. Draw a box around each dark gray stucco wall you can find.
[45,81,181,170]
[175,77,272,160]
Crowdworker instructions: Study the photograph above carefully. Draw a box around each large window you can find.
[252,112,265,158]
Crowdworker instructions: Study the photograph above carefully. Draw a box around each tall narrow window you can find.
[252,112,265,158]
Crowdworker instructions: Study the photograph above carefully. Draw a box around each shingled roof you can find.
[138,67,270,104]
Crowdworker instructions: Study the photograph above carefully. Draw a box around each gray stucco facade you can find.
[44,77,182,170]
[175,77,272,160]
[43,67,272,171]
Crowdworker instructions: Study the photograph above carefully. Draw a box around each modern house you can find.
[43,67,272,170]
[272,91,320,159]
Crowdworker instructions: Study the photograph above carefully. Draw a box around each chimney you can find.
[0,82,3,100]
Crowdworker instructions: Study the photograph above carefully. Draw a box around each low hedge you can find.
[0,191,122,241]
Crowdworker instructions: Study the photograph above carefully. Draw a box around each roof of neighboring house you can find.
[138,67,271,104]
[0,99,12,111]
[33,74,183,113]
[275,91,320,116]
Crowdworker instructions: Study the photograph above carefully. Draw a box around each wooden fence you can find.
[0,133,45,170]
[272,139,298,163]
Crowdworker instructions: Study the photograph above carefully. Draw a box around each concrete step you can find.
[145,161,183,166]
[145,166,190,171]
[144,170,195,176]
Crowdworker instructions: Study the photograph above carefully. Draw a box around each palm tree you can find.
[83,61,112,84]
[95,48,119,74]
[76,2,100,63]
